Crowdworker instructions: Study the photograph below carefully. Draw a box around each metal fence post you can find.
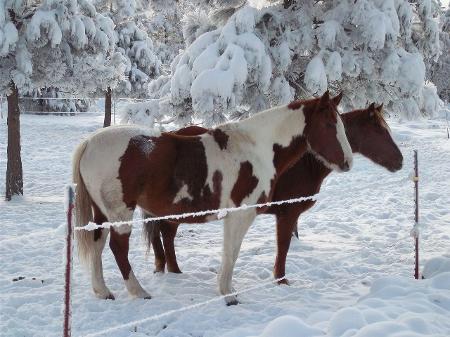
[413,150,419,279]
[64,185,75,337]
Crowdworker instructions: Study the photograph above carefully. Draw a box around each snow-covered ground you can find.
[1,112,449,337]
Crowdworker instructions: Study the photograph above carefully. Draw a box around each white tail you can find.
[72,139,93,265]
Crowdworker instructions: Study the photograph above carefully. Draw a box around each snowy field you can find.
[1,113,450,337]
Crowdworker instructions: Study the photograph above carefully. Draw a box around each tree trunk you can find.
[103,87,112,127]
[5,81,23,201]
[283,0,295,9]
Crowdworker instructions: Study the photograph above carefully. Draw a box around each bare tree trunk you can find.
[103,87,112,127]
[5,81,23,201]
[283,0,295,9]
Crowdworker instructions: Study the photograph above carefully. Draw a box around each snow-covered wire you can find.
[1,96,159,101]
[81,275,312,337]
[74,194,320,232]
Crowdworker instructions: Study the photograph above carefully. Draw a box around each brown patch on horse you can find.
[272,136,306,175]
[209,128,229,150]
[92,202,107,241]
[231,161,259,206]
[118,135,157,209]
[174,125,207,136]
[172,136,208,201]
[109,229,132,280]
[255,191,269,214]
[119,132,223,223]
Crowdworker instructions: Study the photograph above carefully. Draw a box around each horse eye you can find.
[326,122,334,128]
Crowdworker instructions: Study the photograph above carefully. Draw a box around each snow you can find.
[326,52,342,82]
[1,111,450,336]
[305,55,327,94]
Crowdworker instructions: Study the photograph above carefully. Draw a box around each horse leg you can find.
[150,222,166,273]
[90,203,113,299]
[161,222,182,273]
[219,210,255,305]
[274,211,301,285]
[108,210,151,299]
[141,212,166,273]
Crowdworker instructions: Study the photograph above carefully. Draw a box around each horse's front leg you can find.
[274,212,300,285]
[90,203,114,299]
[219,210,256,305]
[109,223,151,299]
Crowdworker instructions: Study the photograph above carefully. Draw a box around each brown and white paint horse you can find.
[148,104,403,283]
[73,91,352,303]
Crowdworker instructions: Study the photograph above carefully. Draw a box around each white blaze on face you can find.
[307,114,353,172]
[336,114,353,169]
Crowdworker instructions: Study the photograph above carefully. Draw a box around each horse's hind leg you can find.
[161,223,182,273]
[219,210,255,305]
[149,221,166,273]
[91,203,114,299]
[108,209,151,299]
[142,212,166,273]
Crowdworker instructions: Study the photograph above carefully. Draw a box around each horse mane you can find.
[287,97,320,110]
[373,107,390,131]
[343,104,390,131]
[162,131,202,141]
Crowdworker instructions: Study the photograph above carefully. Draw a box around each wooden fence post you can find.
[64,185,75,337]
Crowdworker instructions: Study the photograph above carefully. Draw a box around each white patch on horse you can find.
[80,125,160,219]
[173,184,193,203]
[336,115,353,167]
[124,271,151,298]
[201,104,307,210]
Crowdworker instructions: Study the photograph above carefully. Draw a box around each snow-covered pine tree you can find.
[0,0,124,199]
[430,6,449,102]
[21,87,92,114]
[125,0,444,126]
[92,0,161,98]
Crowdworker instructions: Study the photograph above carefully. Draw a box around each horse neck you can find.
[304,153,332,180]
[228,105,306,149]
[341,111,363,153]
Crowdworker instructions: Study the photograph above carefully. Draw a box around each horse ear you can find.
[332,92,343,106]
[320,90,330,105]
[368,103,376,117]
[376,103,384,113]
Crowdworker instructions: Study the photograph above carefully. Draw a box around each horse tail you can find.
[142,214,161,252]
[72,138,93,266]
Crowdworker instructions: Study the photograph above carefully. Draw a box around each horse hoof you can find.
[153,269,165,274]
[105,293,115,300]
[95,290,115,300]
[277,278,290,286]
[134,290,152,299]
[226,298,240,306]
[225,295,239,306]
[168,268,182,274]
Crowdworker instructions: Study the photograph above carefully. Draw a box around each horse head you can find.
[343,103,403,172]
[302,91,353,172]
